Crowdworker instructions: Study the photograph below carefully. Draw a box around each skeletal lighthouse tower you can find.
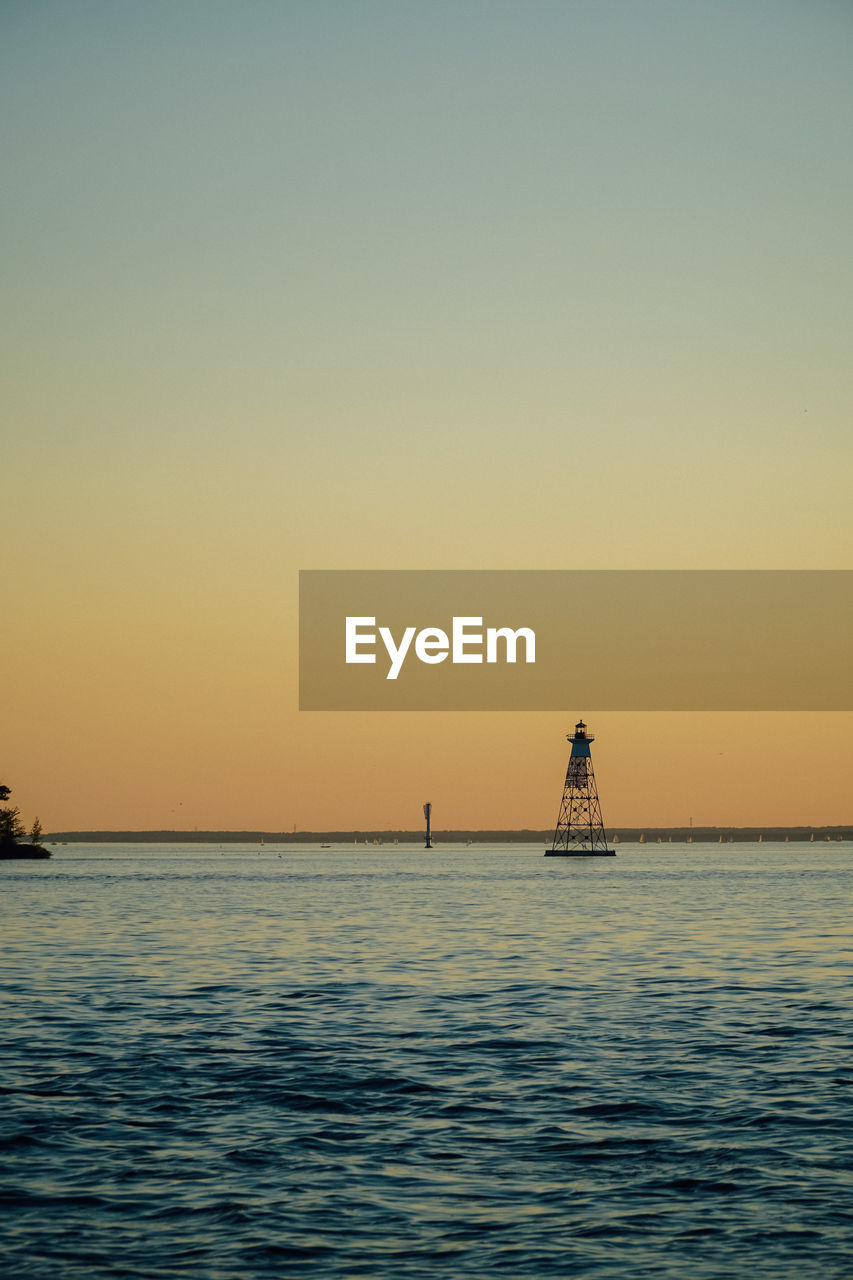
[545,721,614,856]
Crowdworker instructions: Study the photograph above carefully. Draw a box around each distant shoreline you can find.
[45,827,850,844]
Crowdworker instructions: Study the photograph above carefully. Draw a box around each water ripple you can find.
[1,844,851,1278]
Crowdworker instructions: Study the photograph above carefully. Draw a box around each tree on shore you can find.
[0,784,49,856]
[0,784,26,848]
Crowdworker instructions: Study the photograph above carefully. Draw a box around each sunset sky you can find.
[3,1,851,833]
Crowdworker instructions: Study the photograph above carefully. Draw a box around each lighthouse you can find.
[545,721,615,856]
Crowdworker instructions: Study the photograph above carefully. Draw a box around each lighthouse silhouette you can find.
[545,721,615,856]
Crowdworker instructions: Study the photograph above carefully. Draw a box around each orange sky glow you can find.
[3,4,851,833]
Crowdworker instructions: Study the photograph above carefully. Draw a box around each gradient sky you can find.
[3,1,852,832]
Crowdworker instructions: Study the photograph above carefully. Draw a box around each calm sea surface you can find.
[2,843,852,1278]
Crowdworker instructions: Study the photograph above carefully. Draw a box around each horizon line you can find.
[44,824,851,844]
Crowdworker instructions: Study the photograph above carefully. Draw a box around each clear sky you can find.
[3,1,851,832]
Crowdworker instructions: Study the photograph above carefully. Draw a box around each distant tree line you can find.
[43,825,849,844]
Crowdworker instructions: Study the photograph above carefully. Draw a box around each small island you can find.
[0,784,51,859]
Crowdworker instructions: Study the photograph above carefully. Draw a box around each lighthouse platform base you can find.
[545,849,616,857]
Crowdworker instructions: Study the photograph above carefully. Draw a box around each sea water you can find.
[2,843,851,1278]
